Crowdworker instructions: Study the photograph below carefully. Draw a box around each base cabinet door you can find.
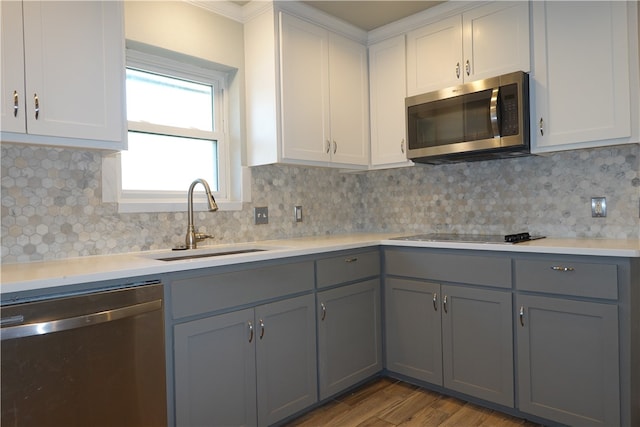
[441,285,514,407]
[317,279,382,399]
[174,294,317,427]
[174,309,257,427]
[385,278,442,383]
[517,295,620,426]
[256,294,317,426]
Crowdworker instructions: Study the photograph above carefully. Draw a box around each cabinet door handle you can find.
[332,140,337,154]
[259,319,265,339]
[13,91,19,117]
[465,59,470,76]
[519,306,525,327]
[432,293,438,311]
[33,93,39,120]
[320,303,326,321]
[550,266,575,272]
[539,117,544,136]
[443,295,448,313]
[325,140,331,154]
[455,62,460,79]
[400,138,405,154]
[248,321,254,343]
[344,257,358,263]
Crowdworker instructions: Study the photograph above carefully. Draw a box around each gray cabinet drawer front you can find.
[515,259,617,299]
[316,251,380,289]
[385,249,511,288]
[171,261,314,319]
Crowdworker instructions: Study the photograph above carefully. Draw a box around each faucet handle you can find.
[195,232,213,242]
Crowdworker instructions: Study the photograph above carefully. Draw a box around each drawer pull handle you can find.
[443,295,448,313]
[259,319,265,339]
[519,306,525,327]
[320,303,326,321]
[550,266,575,272]
[432,293,438,311]
[248,321,254,343]
[344,257,358,263]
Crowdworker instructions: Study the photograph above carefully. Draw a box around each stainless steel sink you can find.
[154,248,266,261]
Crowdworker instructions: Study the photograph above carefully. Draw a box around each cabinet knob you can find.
[465,60,470,76]
[432,293,438,311]
[539,117,544,136]
[13,91,18,117]
[519,306,525,327]
[443,295,448,313]
[320,303,326,321]
[400,138,405,154]
[325,140,331,154]
[344,257,358,263]
[455,62,461,79]
[259,319,265,339]
[248,321,254,343]
[332,140,337,154]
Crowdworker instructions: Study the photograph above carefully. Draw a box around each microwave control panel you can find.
[500,83,519,136]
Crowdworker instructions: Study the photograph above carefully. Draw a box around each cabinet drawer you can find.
[316,251,380,289]
[515,259,618,300]
[171,261,314,319]
[385,249,511,288]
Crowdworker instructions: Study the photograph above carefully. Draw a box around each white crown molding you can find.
[184,0,245,23]
[367,0,486,45]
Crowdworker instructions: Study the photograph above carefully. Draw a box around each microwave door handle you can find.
[490,87,500,138]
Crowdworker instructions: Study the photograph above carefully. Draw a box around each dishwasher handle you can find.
[1,299,162,341]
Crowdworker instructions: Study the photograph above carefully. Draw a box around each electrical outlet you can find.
[254,207,268,225]
[294,206,303,222]
[591,197,607,218]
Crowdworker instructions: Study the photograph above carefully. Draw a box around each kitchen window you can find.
[103,48,246,212]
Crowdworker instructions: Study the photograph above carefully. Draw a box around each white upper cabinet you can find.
[245,9,368,168]
[368,35,413,167]
[406,1,530,96]
[531,1,639,153]
[0,1,126,150]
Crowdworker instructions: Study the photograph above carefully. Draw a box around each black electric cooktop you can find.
[392,232,545,244]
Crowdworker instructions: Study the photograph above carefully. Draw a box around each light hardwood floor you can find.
[284,377,543,427]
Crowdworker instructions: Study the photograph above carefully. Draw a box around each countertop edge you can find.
[2,234,639,294]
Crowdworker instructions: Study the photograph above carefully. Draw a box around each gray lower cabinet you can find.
[174,293,317,427]
[516,295,619,427]
[515,257,621,426]
[385,277,514,407]
[317,279,383,400]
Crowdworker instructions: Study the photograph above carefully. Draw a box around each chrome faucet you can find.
[185,178,218,249]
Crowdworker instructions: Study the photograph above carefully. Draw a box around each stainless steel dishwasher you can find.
[1,281,167,427]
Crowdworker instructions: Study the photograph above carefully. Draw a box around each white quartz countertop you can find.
[2,233,639,294]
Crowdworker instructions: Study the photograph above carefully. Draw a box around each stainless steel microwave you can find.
[406,71,530,164]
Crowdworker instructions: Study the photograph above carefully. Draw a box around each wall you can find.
[1,142,638,263]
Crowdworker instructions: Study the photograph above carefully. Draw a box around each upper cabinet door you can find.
[1,1,26,134]
[328,32,369,166]
[462,2,530,82]
[21,1,125,145]
[279,13,331,163]
[406,2,530,96]
[531,1,634,152]
[406,15,462,96]
[369,35,413,167]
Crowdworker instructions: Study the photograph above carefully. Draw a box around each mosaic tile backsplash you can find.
[2,142,639,263]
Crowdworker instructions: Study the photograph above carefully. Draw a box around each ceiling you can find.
[301,1,444,31]
[231,1,444,31]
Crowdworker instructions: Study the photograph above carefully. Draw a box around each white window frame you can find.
[103,47,247,213]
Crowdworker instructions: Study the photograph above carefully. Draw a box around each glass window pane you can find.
[121,132,218,192]
[126,69,214,131]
